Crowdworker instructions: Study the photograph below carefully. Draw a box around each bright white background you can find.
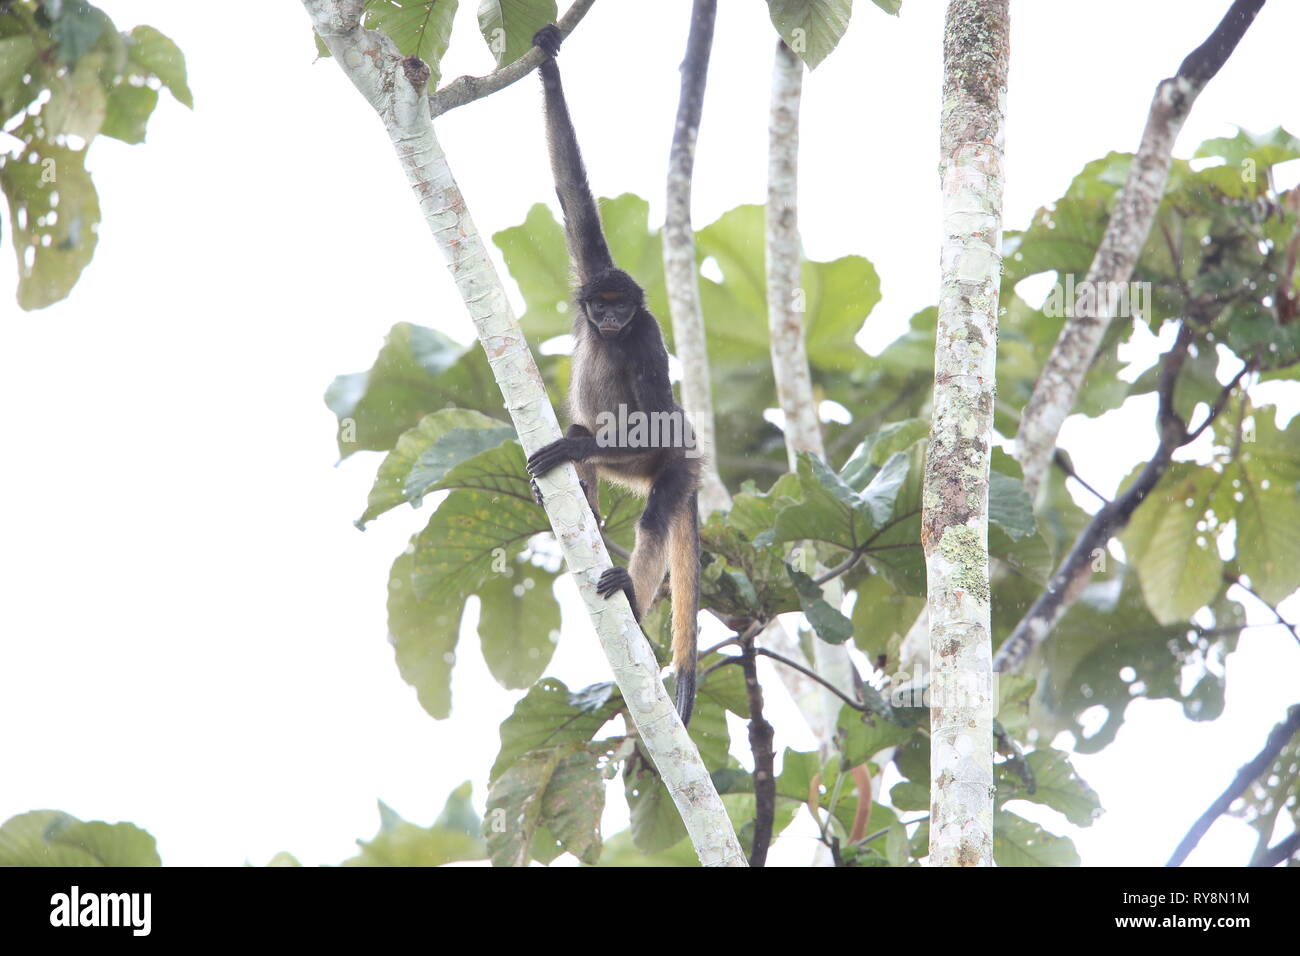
[1,0,1297,867]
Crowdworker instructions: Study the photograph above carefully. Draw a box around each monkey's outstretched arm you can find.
[533,26,614,284]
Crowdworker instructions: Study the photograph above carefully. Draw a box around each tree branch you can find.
[1252,831,1300,867]
[765,39,822,469]
[741,635,776,867]
[1235,577,1300,648]
[1014,0,1266,500]
[427,0,597,117]
[994,332,1251,673]
[662,0,728,516]
[1167,704,1300,866]
[302,0,744,867]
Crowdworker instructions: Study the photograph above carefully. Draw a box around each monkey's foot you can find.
[533,24,561,57]
[596,567,636,613]
[527,438,572,478]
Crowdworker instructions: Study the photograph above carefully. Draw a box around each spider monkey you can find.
[527,24,700,727]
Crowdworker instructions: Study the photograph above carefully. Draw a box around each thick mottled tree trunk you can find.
[302,0,745,868]
[924,0,1009,868]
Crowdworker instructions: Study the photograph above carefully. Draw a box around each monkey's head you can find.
[578,269,644,339]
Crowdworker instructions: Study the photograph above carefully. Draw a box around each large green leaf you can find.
[411,479,548,604]
[0,811,159,866]
[803,254,880,371]
[476,562,560,689]
[993,810,1079,867]
[101,83,158,144]
[47,0,110,67]
[493,203,573,340]
[788,565,853,644]
[477,0,557,68]
[344,796,484,866]
[1032,564,1241,752]
[364,0,458,85]
[324,323,500,458]
[624,752,686,855]
[485,739,617,866]
[490,679,621,782]
[0,128,100,310]
[995,748,1102,827]
[766,0,853,70]
[0,35,39,117]
[1121,463,1224,624]
[387,547,461,719]
[769,451,909,550]
[358,409,514,527]
[126,25,192,107]
[850,572,923,667]
[42,55,107,139]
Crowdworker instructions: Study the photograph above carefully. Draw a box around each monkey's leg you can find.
[594,458,689,619]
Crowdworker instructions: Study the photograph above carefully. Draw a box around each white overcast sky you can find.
[2,0,1298,867]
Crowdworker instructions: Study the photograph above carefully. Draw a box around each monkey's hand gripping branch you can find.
[301,0,745,867]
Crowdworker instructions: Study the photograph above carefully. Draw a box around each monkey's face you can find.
[585,291,637,339]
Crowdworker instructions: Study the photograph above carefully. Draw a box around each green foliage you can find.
[345,791,485,866]
[1031,565,1242,752]
[324,125,1300,866]
[996,748,1103,827]
[0,1,190,309]
[766,0,853,70]
[485,738,620,866]
[0,810,160,866]
[477,0,556,68]
[494,200,885,489]
[314,1,459,85]
[993,810,1080,867]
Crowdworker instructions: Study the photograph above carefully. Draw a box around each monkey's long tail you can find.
[669,493,700,727]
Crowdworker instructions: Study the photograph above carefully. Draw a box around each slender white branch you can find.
[663,0,729,517]
[766,39,823,470]
[301,0,745,867]
[925,0,1009,868]
[760,41,857,868]
[1014,0,1266,499]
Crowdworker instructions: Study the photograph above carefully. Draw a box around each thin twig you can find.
[1252,831,1300,867]
[427,0,596,117]
[1234,578,1300,648]
[1052,449,1109,505]
[755,647,865,712]
[741,634,776,866]
[995,329,1253,672]
[1167,704,1300,866]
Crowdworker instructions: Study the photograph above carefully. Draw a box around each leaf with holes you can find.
[490,679,621,782]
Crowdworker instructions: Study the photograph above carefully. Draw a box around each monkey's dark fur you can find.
[527,25,700,727]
